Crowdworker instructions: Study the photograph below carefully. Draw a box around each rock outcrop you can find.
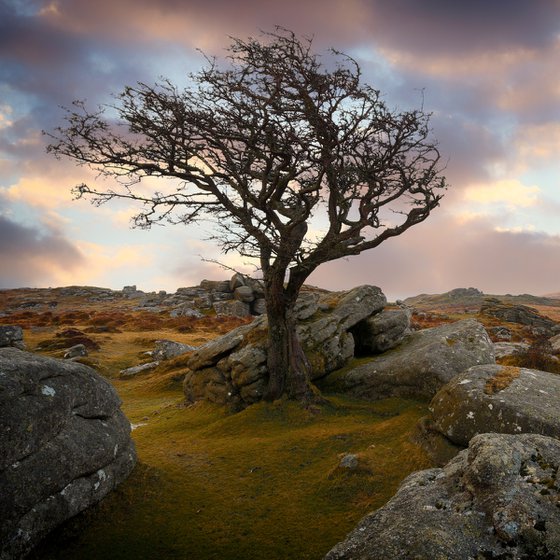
[320,319,495,401]
[350,307,410,354]
[325,433,560,560]
[428,364,560,447]
[480,298,559,336]
[0,326,25,349]
[184,285,387,408]
[487,325,513,341]
[0,348,136,560]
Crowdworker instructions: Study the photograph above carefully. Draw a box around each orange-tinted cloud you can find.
[2,0,560,298]
[463,179,540,209]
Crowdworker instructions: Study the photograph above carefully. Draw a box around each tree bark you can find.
[263,278,313,402]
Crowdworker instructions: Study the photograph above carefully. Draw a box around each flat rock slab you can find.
[0,348,136,560]
[321,319,495,401]
[325,433,560,560]
[493,341,529,359]
[429,364,560,447]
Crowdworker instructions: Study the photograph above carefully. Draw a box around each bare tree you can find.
[47,28,447,403]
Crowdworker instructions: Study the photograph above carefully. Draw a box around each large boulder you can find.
[428,364,560,447]
[233,285,255,303]
[321,319,495,401]
[184,285,387,408]
[0,348,136,560]
[325,433,560,560]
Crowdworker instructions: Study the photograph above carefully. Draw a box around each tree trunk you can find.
[263,281,313,402]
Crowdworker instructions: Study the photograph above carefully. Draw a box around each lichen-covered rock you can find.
[184,285,386,408]
[493,341,529,359]
[328,285,386,331]
[252,298,266,315]
[351,307,410,354]
[63,343,88,359]
[550,333,560,353]
[152,339,196,361]
[0,326,25,349]
[0,348,136,560]
[321,319,495,401]
[213,299,251,317]
[487,325,513,341]
[428,364,560,447]
[119,361,160,377]
[229,273,246,291]
[169,304,204,318]
[233,285,255,303]
[199,279,232,293]
[325,433,560,560]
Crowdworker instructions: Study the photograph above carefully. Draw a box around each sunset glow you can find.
[1,0,560,299]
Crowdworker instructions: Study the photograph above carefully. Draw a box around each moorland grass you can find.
[31,378,432,560]
[12,300,434,559]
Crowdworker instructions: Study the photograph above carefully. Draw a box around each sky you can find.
[1,0,560,300]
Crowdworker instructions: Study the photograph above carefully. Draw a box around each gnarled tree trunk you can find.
[263,275,313,402]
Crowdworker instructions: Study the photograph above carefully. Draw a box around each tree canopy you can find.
[48,28,448,402]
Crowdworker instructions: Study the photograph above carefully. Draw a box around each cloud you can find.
[0,207,164,289]
[367,0,560,55]
[59,240,156,288]
[0,213,85,287]
[429,115,507,190]
[309,213,560,300]
[515,123,560,164]
[3,168,88,212]
[1,0,559,300]
[463,179,541,209]
[36,0,371,50]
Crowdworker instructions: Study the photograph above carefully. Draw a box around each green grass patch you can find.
[32,382,432,560]
[15,296,433,559]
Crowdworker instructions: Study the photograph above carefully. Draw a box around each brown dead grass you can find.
[530,305,560,323]
[484,366,521,395]
[410,312,454,330]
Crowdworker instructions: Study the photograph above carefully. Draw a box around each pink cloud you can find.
[0,213,85,288]
[309,213,560,300]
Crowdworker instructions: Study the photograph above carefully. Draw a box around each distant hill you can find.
[403,288,560,310]
[544,292,560,300]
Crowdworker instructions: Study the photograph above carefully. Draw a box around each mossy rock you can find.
[428,364,560,447]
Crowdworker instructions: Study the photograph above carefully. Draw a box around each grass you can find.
[31,381,432,560]
[2,288,434,559]
[484,366,521,394]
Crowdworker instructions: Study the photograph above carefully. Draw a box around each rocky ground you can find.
[2,281,560,559]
